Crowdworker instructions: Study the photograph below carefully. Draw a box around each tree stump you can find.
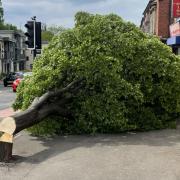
[0,133,13,162]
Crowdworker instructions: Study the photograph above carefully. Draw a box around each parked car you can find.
[3,72,23,87]
[12,72,32,92]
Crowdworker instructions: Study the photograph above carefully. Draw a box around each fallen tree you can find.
[1,12,180,162]
[0,79,83,161]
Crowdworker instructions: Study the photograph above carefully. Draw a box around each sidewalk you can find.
[0,128,180,180]
[0,108,15,118]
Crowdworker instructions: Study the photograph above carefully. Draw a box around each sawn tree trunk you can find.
[0,79,83,162]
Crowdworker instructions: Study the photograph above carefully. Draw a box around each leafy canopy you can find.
[0,1,17,30]
[42,25,67,41]
[13,12,180,135]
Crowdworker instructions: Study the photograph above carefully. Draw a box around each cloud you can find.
[2,0,149,29]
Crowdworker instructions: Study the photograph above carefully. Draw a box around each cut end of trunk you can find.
[0,132,13,143]
[0,117,16,135]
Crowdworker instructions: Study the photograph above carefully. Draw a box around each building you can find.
[25,49,34,70]
[0,36,4,73]
[140,0,173,42]
[25,40,49,70]
[0,30,26,74]
[0,30,48,73]
[140,0,157,35]
[141,0,180,54]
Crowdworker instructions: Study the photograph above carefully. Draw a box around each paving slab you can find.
[0,108,15,118]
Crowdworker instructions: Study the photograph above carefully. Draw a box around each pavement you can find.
[0,108,15,118]
[0,123,180,179]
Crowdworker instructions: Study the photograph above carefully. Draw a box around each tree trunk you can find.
[0,133,13,162]
[0,79,83,162]
[0,142,13,162]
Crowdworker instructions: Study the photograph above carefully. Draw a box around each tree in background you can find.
[0,0,4,23]
[42,25,67,41]
[47,25,67,35]
[0,0,17,30]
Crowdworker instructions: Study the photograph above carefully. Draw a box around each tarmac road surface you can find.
[0,83,16,111]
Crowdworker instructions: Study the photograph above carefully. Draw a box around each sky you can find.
[2,0,149,30]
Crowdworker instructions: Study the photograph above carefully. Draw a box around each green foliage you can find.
[42,30,54,41]
[0,72,6,79]
[0,23,17,30]
[13,12,180,135]
[42,25,67,41]
[47,25,67,35]
[0,1,17,30]
[0,0,4,24]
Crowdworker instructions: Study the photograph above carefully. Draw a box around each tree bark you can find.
[0,142,13,162]
[0,79,83,162]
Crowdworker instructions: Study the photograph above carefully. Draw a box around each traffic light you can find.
[24,21,41,49]
[35,22,41,49]
[24,21,34,48]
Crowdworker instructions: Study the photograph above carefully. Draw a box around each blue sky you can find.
[2,0,149,29]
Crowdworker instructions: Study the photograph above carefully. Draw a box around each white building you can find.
[0,30,26,74]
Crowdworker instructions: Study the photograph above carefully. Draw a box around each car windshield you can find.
[15,72,24,79]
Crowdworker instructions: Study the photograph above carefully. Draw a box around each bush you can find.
[0,73,6,80]
[13,12,180,135]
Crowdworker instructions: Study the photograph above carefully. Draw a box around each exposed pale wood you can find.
[0,133,13,143]
[0,117,16,135]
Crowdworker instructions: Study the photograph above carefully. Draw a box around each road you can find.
[0,83,16,110]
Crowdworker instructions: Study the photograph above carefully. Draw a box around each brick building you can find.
[140,0,173,42]
[141,0,180,55]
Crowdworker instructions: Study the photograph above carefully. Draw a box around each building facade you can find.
[25,49,34,70]
[25,40,49,71]
[0,30,26,74]
[0,37,4,73]
[140,0,173,41]
[141,0,180,53]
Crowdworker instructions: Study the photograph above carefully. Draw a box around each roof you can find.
[143,0,157,15]
[0,30,25,37]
